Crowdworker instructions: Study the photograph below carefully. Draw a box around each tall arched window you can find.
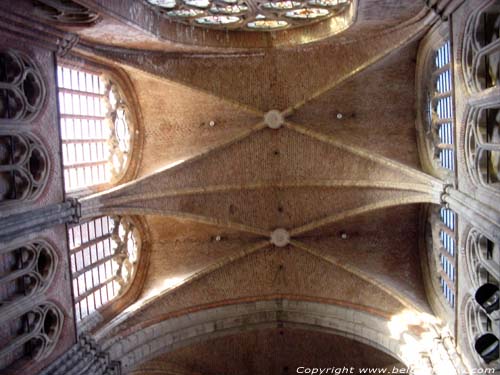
[438,207,456,307]
[417,27,457,179]
[427,40,455,173]
[57,64,133,194]
[428,206,457,309]
[68,216,140,322]
[57,61,142,329]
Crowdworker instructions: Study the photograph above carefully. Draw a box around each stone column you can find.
[38,334,121,375]
[0,199,80,244]
[442,187,500,243]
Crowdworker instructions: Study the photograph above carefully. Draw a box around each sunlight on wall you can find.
[154,159,186,175]
[388,310,459,375]
[144,276,187,300]
[125,276,188,314]
[388,310,440,339]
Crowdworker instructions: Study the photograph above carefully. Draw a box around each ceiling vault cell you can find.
[78,4,432,113]
[290,240,429,311]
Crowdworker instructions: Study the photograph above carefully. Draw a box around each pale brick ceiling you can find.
[74,0,443,371]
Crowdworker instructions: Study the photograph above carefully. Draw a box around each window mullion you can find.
[75,276,118,304]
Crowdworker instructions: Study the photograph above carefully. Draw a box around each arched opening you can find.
[67,216,141,323]
[56,63,135,195]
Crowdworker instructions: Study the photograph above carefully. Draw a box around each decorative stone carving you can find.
[0,303,64,370]
[465,229,500,288]
[464,296,500,366]
[110,216,140,290]
[0,240,58,304]
[0,50,46,123]
[465,106,500,190]
[462,1,500,92]
[102,79,133,183]
[0,132,50,203]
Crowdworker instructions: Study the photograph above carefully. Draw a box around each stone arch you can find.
[99,299,462,374]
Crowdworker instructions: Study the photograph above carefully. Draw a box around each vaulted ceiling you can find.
[130,328,402,375]
[71,0,448,372]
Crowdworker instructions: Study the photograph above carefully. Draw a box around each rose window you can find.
[145,0,351,31]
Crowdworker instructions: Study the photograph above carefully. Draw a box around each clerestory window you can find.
[427,40,455,173]
[68,216,140,322]
[57,64,133,194]
[439,207,456,307]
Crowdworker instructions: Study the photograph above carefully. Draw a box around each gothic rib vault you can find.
[68,2,456,372]
[2,0,485,373]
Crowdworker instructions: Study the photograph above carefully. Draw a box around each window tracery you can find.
[465,297,499,365]
[0,50,46,123]
[466,229,500,288]
[0,132,50,203]
[465,106,500,189]
[428,207,457,308]
[68,216,140,323]
[0,240,63,371]
[0,241,58,304]
[57,65,133,193]
[464,228,499,365]
[423,39,456,176]
[462,2,500,192]
[463,0,500,92]
[438,207,456,307]
[144,0,351,31]
[0,303,64,370]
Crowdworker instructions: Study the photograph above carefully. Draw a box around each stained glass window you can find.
[145,0,351,31]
